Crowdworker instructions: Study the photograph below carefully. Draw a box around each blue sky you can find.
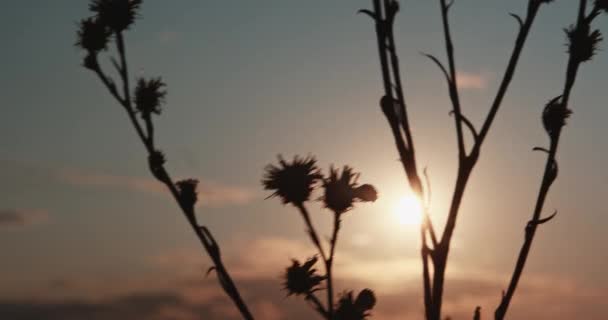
[0,1,607,319]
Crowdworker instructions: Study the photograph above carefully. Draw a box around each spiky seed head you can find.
[542,96,572,139]
[176,179,198,209]
[565,23,603,63]
[595,0,608,13]
[89,0,142,32]
[322,166,377,214]
[262,155,322,206]
[355,289,377,311]
[134,77,166,117]
[335,289,376,320]
[283,256,325,296]
[76,17,111,53]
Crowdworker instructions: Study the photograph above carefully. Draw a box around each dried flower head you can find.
[89,0,142,32]
[355,289,377,311]
[565,23,603,63]
[595,0,608,13]
[76,17,111,53]
[148,150,168,182]
[134,77,166,117]
[322,166,377,214]
[334,289,377,320]
[542,96,572,139]
[176,179,198,209]
[353,184,378,203]
[283,256,325,296]
[262,155,322,205]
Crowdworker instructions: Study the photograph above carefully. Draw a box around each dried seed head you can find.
[595,0,608,13]
[353,184,378,203]
[134,77,166,117]
[322,166,377,214]
[148,150,168,182]
[262,155,322,206]
[176,179,198,209]
[565,23,603,63]
[76,17,111,53]
[335,289,377,320]
[542,96,572,139]
[89,0,142,33]
[355,289,377,311]
[283,256,325,296]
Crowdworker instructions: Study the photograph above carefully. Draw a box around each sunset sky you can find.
[1,1,607,319]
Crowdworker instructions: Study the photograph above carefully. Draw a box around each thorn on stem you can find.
[532,146,550,154]
[534,210,558,225]
[421,52,451,84]
[357,9,377,21]
[509,13,524,29]
[206,266,216,277]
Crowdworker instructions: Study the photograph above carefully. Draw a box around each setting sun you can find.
[394,195,423,226]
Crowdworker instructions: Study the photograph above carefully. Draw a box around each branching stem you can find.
[89,32,254,320]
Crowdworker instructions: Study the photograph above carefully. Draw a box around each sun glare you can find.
[394,194,423,226]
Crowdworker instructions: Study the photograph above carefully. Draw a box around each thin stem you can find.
[495,1,587,319]
[89,34,254,320]
[295,203,328,262]
[421,228,433,320]
[438,0,466,160]
[476,1,541,148]
[294,203,331,318]
[431,3,543,318]
[307,292,329,318]
[326,212,343,318]
[383,0,423,194]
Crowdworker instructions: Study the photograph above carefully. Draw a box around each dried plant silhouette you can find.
[262,156,379,319]
[359,0,606,319]
[74,1,253,319]
[75,0,606,319]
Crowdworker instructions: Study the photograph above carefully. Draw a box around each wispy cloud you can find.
[2,263,604,320]
[456,71,490,89]
[0,209,48,228]
[57,169,253,207]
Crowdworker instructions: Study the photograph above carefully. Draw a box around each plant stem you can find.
[495,1,587,319]
[307,292,329,318]
[326,213,342,318]
[90,33,254,320]
[295,203,332,318]
[438,0,466,160]
[366,0,544,319]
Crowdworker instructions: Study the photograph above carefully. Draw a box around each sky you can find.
[0,1,607,319]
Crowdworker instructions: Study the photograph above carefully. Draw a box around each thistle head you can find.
[542,96,572,139]
[283,256,325,296]
[595,0,608,13]
[76,17,111,53]
[262,155,322,206]
[89,0,142,33]
[134,77,166,117]
[565,22,603,63]
[176,179,198,209]
[322,166,377,214]
[334,289,377,320]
